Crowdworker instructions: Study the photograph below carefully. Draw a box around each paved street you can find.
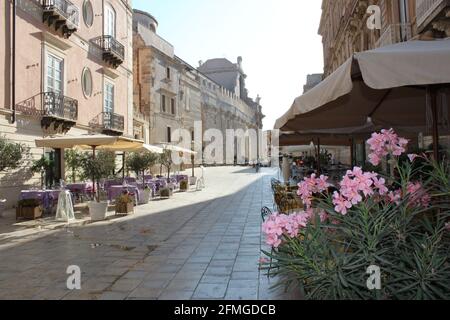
[0,167,297,300]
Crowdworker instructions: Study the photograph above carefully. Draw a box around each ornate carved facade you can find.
[319,0,450,76]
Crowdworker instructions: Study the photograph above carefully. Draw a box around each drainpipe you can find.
[11,0,16,123]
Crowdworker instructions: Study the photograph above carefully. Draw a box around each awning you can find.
[35,135,144,151]
[157,143,198,155]
[275,39,450,132]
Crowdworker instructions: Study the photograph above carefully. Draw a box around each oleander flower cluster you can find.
[262,211,312,248]
[332,167,388,215]
[386,182,430,208]
[297,174,331,208]
[367,128,409,166]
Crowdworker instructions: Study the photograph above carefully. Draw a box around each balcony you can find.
[41,92,78,134]
[376,23,412,48]
[92,36,125,68]
[101,112,125,135]
[416,0,450,33]
[42,0,80,38]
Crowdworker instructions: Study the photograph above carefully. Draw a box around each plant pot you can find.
[88,201,109,221]
[140,189,152,204]
[160,187,172,198]
[189,176,197,186]
[180,180,189,191]
[16,205,42,220]
[116,202,134,215]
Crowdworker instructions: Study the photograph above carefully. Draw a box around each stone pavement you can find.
[0,167,299,300]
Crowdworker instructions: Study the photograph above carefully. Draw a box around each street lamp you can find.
[191,140,195,178]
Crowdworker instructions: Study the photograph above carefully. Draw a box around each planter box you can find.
[189,176,197,186]
[16,206,43,220]
[116,202,134,215]
[159,187,172,198]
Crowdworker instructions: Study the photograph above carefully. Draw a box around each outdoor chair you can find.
[261,206,272,221]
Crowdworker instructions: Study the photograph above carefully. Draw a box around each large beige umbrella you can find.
[36,135,145,193]
[35,135,143,150]
[157,143,198,155]
[275,39,450,159]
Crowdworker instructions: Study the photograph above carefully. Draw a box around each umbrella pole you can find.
[316,138,321,174]
[350,138,355,167]
[92,146,96,199]
[122,152,126,181]
[427,86,440,161]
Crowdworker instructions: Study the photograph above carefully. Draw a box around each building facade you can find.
[0,0,134,207]
[319,0,450,76]
[133,10,264,164]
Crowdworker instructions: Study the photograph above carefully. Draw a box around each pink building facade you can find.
[0,0,133,207]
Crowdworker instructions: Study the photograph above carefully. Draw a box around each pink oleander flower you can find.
[407,182,430,208]
[262,212,312,248]
[407,154,418,163]
[333,191,352,215]
[259,257,270,264]
[387,190,402,204]
[297,174,331,208]
[372,177,388,195]
[445,223,450,231]
[367,129,409,166]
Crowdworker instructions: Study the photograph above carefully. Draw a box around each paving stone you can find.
[193,283,228,299]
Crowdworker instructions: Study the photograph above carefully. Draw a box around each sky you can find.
[133,0,324,130]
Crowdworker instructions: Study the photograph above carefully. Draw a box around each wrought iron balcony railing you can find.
[92,36,125,68]
[376,23,412,48]
[42,0,80,38]
[102,112,125,133]
[416,0,450,32]
[42,92,78,122]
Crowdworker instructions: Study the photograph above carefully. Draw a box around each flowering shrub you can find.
[262,129,450,300]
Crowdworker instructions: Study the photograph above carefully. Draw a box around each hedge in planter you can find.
[261,129,450,300]
[116,193,134,215]
[16,199,43,220]
[180,179,189,191]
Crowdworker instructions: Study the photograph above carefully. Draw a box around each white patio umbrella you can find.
[275,39,450,160]
[35,134,145,193]
[157,143,198,155]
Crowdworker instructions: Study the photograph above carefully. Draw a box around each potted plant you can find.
[159,149,173,180]
[81,153,112,221]
[180,179,189,192]
[115,192,134,215]
[141,185,152,204]
[16,199,42,220]
[31,156,55,189]
[159,187,172,199]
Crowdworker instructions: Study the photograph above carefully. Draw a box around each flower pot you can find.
[88,201,109,221]
[140,189,152,204]
[180,180,189,191]
[189,176,197,186]
[116,202,134,215]
[160,187,172,198]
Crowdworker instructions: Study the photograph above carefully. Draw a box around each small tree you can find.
[159,149,173,180]
[65,150,87,183]
[127,152,159,184]
[31,156,55,189]
[80,156,111,202]
[0,136,28,172]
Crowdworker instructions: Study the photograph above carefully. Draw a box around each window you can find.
[185,88,190,111]
[46,53,64,95]
[166,67,171,80]
[167,127,171,143]
[83,0,94,27]
[171,98,176,115]
[81,68,92,97]
[105,3,116,37]
[104,81,114,113]
[161,94,166,112]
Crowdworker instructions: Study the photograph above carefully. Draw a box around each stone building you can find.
[133,9,264,164]
[0,0,134,207]
[319,0,450,76]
